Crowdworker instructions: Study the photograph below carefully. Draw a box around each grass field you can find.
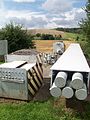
[33,31,84,53]
[64,32,83,41]
[0,98,90,120]
[0,62,4,64]
[34,40,75,53]
[28,29,82,40]
[28,29,64,37]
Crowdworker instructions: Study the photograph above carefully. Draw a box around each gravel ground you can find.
[10,49,40,55]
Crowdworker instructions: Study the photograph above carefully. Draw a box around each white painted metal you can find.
[51,44,90,72]
[70,73,84,89]
[21,63,36,71]
[54,72,67,88]
[50,83,61,97]
[62,87,74,98]
[75,83,87,100]
[0,61,27,68]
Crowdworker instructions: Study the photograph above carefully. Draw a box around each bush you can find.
[0,23,34,53]
[36,33,41,37]
[41,34,55,40]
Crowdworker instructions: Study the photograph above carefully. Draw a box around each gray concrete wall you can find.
[0,40,8,55]
[5,54,37,63]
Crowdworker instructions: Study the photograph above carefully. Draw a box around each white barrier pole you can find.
[71,72,83,89]
[54,72,67,88]
[50,82,61,97]
[62,81,74,98]
[75,83,87,100]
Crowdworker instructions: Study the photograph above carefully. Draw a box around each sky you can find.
[0,0,87,29]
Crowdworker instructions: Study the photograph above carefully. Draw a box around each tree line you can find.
[80,0,90,58]
[55,28,82,34]
[0,23,35,53]
[35,33,62,40]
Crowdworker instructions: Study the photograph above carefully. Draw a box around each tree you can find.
[55,34,62,40]
[80,0,90,57]
[0,22,34,53]
[36,33,41,37]
[41,34,55,40]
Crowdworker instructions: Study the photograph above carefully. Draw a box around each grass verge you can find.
[0,98,90,120]
[64,32,83,41]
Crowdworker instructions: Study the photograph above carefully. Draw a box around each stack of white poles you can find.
[50,72,87,100]
[71,73,87,100]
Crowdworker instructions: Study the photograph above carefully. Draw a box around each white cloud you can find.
[13,0,35,3]
[0,0,87,29]
[4,9,48,28]
[7,10,35,19]
[45,22,58,29]
[9,15,48,29]
[51,8,86,28]
[42,0,74,13]
[0,8,86,29]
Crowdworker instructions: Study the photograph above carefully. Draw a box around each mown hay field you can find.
[33,40,75,53]
[28,29,64,37]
